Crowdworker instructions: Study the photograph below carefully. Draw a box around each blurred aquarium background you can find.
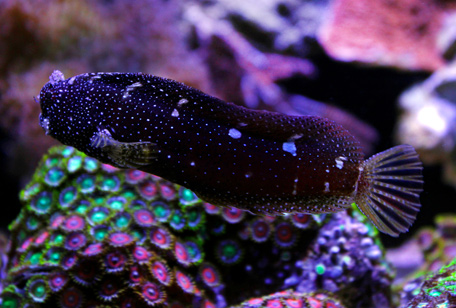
[1,0,456,307]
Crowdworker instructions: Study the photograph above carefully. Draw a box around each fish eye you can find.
[44,92,52,100]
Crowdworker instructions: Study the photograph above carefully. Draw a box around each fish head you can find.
[38,70,106,160]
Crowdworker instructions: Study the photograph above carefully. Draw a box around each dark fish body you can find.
[38,71,423,236]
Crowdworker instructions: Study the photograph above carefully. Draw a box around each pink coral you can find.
[319,0,456,71]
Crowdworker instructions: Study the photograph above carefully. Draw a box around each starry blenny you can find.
[38,71,423,236]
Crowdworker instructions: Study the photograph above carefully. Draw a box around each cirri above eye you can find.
[37,70,424,237]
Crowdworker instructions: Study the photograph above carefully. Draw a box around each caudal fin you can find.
[355,145,423,237]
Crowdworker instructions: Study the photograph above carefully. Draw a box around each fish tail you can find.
[354,145,423,237]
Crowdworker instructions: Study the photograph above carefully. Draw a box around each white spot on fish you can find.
[283,141,297,156]
[238,122,247,127]
[178,98,188,106]
[335,156,347,169]
[292,177,299,195]
[289,134,303,140]
[40,117,50,135]
[228,128,242,139]
[324,182,330,192]
[68,76,76,85]
[326,169,330,173]
[128,82,143,88]
[123,82,143,99]
[190,161,195,166]
[171,109,179,117]
[49,70,64,85]
[245,172,252,178]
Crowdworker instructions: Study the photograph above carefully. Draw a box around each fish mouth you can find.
[39,113,51,135]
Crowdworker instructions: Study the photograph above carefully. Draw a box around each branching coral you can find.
[404,257,456,307]
[398,214,456,306]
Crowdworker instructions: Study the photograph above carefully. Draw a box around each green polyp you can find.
[187,244,198,258]
[182,189,194,200]
[45,168,64,186]
[80,177,95,192]
[35,285,45,296]
[61,189,76,206]
[315,263,326,275]
[75,203,89,214]
[67,156,82,172]
[171,213,183,224]
[222,243,237,259]
[29,252,42,265]
[61,147,74,157]
[52,234,64,245]
[94,228,108,241]
[84,157,98,172]
[32,193,52,214]
[122,190,136,199]
[109,200,124,210]
[27,216,40,230]
[154,204,168,219]
[180,188,197,205]
[91,211,107,224]
[48,250,62,263]
[115,215,130,228]
[46,157,60,167]
[102,177,119,191]
[187,210,199,222]
[1,296,20,308]
[104,178,116,188]
[31,283,46,299]
[94,196,104,205]
[131,229,144,241]
[36,195,52,210]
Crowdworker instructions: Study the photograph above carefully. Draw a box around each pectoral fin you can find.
[91,129,157,168]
